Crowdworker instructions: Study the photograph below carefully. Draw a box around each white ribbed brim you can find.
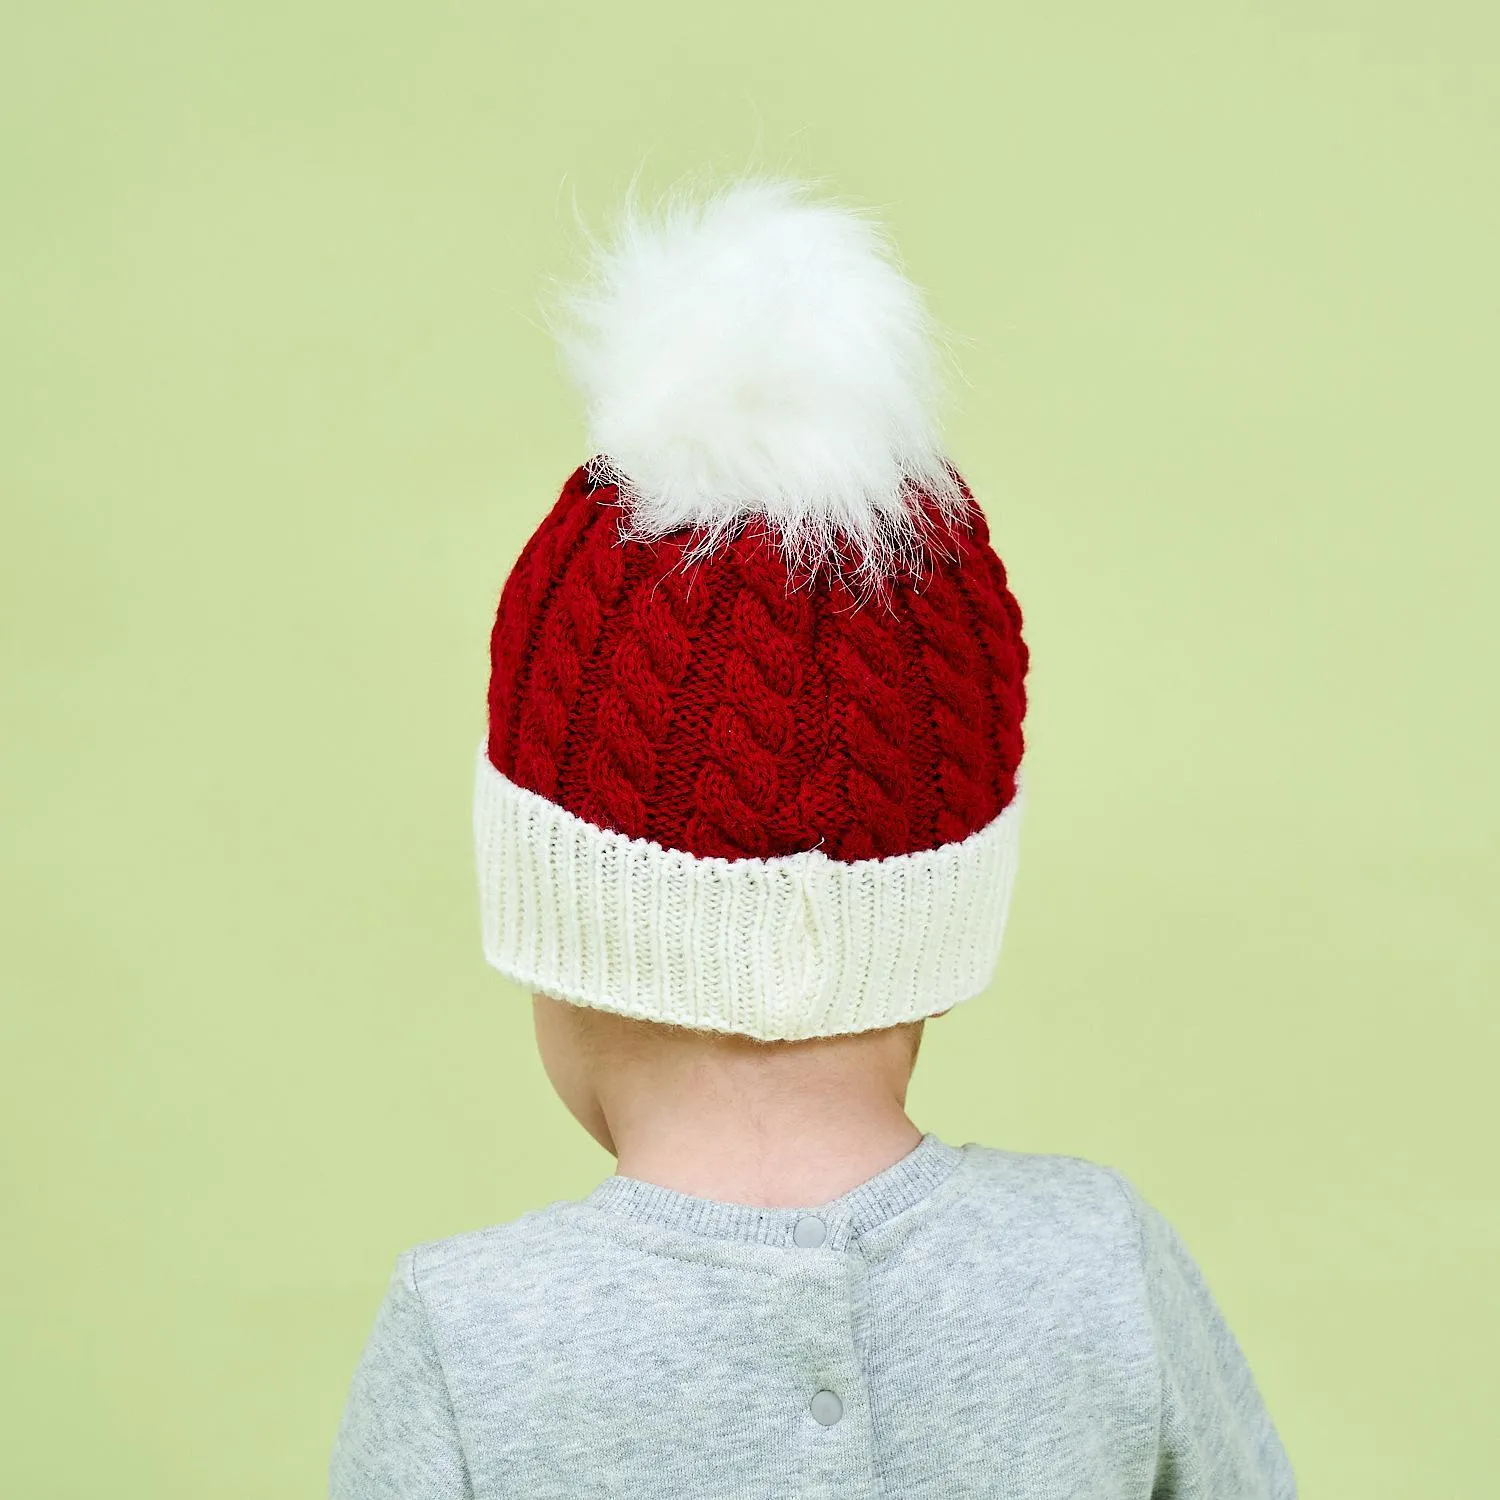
[472,736,1026,1040]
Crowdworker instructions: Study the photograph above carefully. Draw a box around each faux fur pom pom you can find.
[553,178,966,583]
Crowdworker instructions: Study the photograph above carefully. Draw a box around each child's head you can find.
[473,178,1029,1110]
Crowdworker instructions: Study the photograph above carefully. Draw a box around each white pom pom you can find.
[553,177,967,583]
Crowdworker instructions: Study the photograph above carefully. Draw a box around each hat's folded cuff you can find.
[473,737,1025,1041]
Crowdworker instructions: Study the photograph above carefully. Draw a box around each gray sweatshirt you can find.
[329,1132,1296,1499]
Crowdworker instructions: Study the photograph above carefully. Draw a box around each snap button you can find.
[810,1389,843,1426]
[793,1214,827,1248]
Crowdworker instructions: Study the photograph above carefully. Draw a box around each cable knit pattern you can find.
[511,508,626,800]
[486,465,1027,861]
[485,466,605,772]
[910,556,1003,845]
[956,542,1030,811]
[577,564,707,840]
[686,549,809,858]
[823,582,912,861]
[477,462,1030,1036]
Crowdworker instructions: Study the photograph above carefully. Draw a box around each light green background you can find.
[3,2,1496,1494]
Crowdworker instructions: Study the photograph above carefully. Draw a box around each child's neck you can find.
[606,1101,925,1211]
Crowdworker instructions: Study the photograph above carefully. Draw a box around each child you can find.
[329,178,1297,1499]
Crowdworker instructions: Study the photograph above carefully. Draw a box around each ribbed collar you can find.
[581,1131,966,1252]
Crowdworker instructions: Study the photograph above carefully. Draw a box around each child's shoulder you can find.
[961,1140,1138,1195]
[398,1198,582,1280]
[952,1141,1149,1245]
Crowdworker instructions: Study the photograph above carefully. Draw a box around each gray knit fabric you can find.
[329,1133,1296,1499]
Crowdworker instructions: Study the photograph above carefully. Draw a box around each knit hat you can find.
[475,179,1029,1041]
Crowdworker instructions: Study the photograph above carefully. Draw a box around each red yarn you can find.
[486,464,1028,861]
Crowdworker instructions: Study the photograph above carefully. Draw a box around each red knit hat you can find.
[475,179,1029,1040]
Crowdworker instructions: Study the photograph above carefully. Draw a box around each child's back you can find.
[331,1136,1293,1498]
